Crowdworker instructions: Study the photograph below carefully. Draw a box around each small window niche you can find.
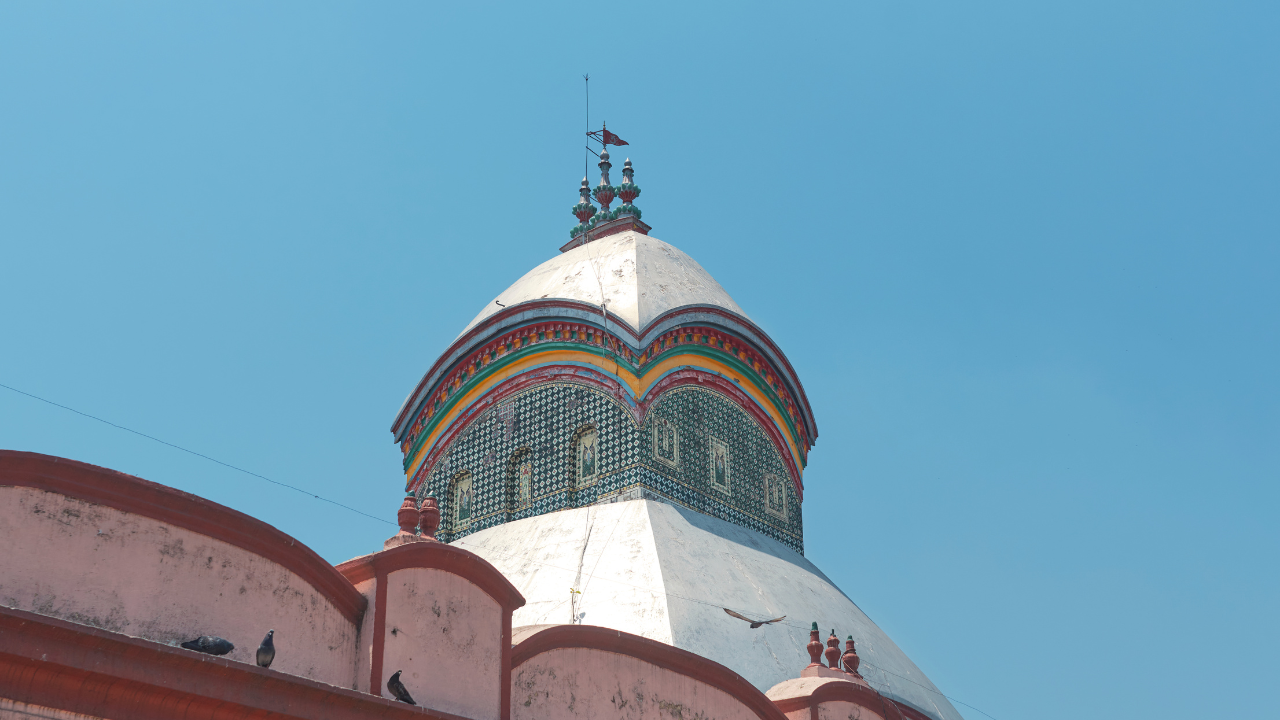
[709,437,731,493]
[452,471,474,529]
[574,427,600,487]
[764,473,787,520]
[653,417,679,468]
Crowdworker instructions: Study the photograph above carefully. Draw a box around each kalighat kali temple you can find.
[0,133,966,720]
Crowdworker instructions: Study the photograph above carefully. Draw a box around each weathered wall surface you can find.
[512,646,763,720]
[818,700,885,720]
[0,486,358,688]
[380,567,503,720]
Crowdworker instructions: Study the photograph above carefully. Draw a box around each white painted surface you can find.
[461,232,749,337]
[455,500,963,720]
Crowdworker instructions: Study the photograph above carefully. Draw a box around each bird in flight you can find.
[387,670,416,705]
[723,608,787,629]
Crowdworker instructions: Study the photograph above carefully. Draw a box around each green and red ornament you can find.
[615,157,642,220]
[570,177,598,238]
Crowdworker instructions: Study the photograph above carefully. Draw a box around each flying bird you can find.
[256,630,275,668]
[387,670,416,705]
[180,636,235,655]
[723,608,787,629]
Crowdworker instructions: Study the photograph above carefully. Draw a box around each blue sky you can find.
[1,3,1276,719]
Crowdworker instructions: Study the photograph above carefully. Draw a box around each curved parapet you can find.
[0,451,365,688]
[511,623,788,720]
[337,541,526,720]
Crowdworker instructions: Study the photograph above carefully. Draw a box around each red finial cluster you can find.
[825,630,841,669]
[805,622,824,668]
[396,494,419,534]
[393,494,441,543]
[841,636,863,678]
[419,496,440,540]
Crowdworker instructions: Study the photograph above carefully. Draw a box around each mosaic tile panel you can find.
[415,381,803,552]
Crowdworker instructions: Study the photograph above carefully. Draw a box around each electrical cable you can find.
[0,381,395,526]
[2,380,997,719]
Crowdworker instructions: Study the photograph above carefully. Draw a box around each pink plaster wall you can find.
[379,567,503,720]
[0,487,358,688]
[818,700,884,720]
[511,646,763,720]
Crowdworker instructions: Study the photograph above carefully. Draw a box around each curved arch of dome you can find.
[398,337,809,486]
[402,359,806,500]
[391,300,818,445]
[398,335,811,482]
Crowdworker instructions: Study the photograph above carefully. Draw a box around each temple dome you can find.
[454,498,964,720]
[461,231,749,338]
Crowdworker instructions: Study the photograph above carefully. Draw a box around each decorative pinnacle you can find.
[570,177,598,238]
[594,147,616,211]
[841,635,863,677]
[396,493,419,534]
[805,622,824,668]
[615,158,642,219]
[825,629,841,668]
[419,496,441,541]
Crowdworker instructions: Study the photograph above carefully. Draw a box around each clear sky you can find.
[1,3,1275,719]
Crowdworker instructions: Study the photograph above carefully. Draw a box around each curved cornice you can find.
[0,451,367,626]
[511,624,789,720]
[392,300,818,446]
[402,362,807,501]
[395,322,813,498]
[335,541,525,613]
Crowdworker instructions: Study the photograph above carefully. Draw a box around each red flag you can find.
[602,128,629,146]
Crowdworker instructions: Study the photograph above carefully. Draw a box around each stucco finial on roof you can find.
[825,630,842,669]
[593,141,616,215]
[842,636,863,678]
[397,493,419,534]
[615,157,642,221]
[419,496,441,541]
[805,623,824,669]
[570,178,598,239]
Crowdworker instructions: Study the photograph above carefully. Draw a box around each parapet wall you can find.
[0,451,365,689]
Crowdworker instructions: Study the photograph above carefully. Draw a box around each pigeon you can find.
[180,636,235,655]
[387,670,416,705]
[256,630,275,668]
[723,608,787,629]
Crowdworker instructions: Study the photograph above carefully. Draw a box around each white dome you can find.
[461,232,749,337]
[453,498,963,720]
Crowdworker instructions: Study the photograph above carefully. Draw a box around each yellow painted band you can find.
[405,348,804,482]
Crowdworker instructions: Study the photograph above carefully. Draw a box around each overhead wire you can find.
[0,381,395,526]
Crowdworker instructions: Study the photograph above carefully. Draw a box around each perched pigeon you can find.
[256,630,275,668]
[180,636,235,655]
[723,608,787,629]
[387,670,416,705]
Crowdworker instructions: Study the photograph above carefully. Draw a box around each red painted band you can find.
[370,566,388,699]
[335,542,526,613]
[0,451,367,626]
